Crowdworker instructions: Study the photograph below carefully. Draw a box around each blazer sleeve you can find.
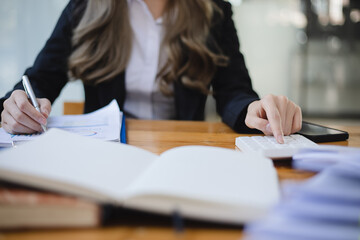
[211,1,261,133]
[0,1,77,120]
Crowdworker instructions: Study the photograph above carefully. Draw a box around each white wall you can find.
[232,1,300,99]
[0,0,83,116]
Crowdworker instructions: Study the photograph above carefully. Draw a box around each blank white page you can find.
[124,146,280,208]
[0,129,156,203]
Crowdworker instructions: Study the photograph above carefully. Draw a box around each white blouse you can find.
[124,0,175,120]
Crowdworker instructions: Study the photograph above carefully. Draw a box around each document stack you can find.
[244,149,360,240]
[0,100,125,148]
[292,145,360,172]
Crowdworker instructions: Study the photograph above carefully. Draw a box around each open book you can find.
[0,129,280,224]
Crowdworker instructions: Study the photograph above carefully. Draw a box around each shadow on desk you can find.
[103,206,244,230]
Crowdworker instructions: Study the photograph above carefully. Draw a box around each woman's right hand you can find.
[1,90,51,134]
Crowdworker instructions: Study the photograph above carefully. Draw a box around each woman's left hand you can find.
[245,94,302,144]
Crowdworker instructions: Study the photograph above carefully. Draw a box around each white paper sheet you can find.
[0,100,122,147]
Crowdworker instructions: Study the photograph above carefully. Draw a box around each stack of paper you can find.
[244,152,360,240]
[292,145,360,171]
[0,100,123,147]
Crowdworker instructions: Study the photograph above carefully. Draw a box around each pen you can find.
[22,75,47,132]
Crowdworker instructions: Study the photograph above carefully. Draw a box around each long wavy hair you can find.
[68,0,228,94]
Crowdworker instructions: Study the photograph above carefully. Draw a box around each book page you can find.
[123,146,280,223]
[0,129,157,203]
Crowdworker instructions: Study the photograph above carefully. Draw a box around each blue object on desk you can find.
[244,152,360,240]
[120,115,126,144]
[292,145,360,172]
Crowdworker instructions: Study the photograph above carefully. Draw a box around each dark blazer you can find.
[0,0,259,133]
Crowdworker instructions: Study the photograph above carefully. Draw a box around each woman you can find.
[0,0,301,144]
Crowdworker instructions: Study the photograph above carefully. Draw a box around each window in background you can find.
[232,0,360,119]
[293,0,360,118]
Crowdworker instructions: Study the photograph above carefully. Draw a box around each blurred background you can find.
[0,0,359,124]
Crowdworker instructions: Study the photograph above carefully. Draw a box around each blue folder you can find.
[120,115,126,144]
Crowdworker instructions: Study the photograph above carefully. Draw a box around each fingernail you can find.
[39,117,47,125]
[42,110,49,117]
[265,123,272,133]
[276,134,284,144]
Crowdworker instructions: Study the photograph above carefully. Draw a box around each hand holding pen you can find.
[22,75,47,132]
[0,75,51,134]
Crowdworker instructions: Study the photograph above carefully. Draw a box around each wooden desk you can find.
[2,120,359,240]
